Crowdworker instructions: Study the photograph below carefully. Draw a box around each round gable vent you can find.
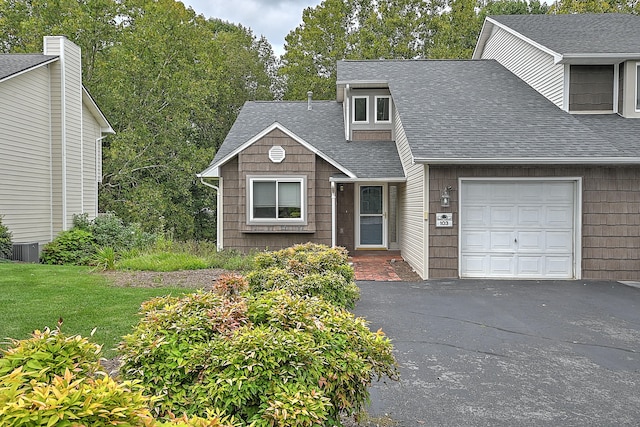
[269,145,286,163]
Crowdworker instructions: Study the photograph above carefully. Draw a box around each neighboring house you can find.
[0,36,114,260]
[200,13,640,281]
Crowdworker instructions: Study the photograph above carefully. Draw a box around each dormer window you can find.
[375,96,391,122]
[353,96,369,123]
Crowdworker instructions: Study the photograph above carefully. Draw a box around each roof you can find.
[0,54,58,82]
[202,101,405,179]
[338,59,640,164]
[476,14,640,62]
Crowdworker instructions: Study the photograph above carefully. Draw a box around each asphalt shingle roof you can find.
[210,101,405,179]
[489,14,640,55]
[0,54,58,81]
[338,59,634,162]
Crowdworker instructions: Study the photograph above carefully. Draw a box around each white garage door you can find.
[460,180,576,279]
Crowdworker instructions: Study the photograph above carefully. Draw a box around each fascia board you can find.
[472,19,493,59]
[484,17,562,63]
[413,157,640,165]
[329,177,406,183]
[559,53,640,64]
[199,122,357,179]
[0,57,59,83]
[82,87,114,134]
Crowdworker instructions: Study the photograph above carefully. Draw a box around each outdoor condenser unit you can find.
[11,243,40,263]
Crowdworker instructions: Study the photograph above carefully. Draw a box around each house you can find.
[0,36,114,260]
[199,13,640,281]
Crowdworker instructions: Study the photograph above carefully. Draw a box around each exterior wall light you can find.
[440,186,453,208]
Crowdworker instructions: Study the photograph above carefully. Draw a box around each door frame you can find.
[457,177,582,279]
[355,183,388,249]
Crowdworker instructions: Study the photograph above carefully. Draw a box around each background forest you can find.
[1,0,637,241]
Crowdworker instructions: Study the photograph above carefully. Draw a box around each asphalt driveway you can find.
[352,279,640,426]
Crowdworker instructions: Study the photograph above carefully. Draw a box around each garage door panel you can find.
[546,256,573,276]
[517,257,543,276]
[460,255,487,277]
[516,231,543,251]
[460,180,576,279]
[518,207,543,227]
[545,231,573,252]
[489,255,516,276]
[461,206,488,227]
[490,231,516,250]
[490,206,516,225]
[545,206,574,227]
[461,231,489,251]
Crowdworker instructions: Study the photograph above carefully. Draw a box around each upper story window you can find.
[375,96,391,122]
[353,96,369,123]
[636,64,640,111]
[249,177,304,223]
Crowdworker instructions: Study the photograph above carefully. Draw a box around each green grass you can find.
[117,246,255,272]
[0,263,191,357]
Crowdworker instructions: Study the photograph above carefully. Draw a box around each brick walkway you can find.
[350,251,403,281]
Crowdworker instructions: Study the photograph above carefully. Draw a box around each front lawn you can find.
[0,263,192,357]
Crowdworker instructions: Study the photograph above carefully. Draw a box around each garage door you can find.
[460,180,576,279]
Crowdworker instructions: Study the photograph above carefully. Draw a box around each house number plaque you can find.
[435,213,453,228]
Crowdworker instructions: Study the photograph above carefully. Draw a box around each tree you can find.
[550,0,639,14]
[92,0,277,238]
[280,0,441,100]
[0,0,279,240]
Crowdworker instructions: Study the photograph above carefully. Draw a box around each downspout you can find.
[331,181,337,247]
[199,177,223,251]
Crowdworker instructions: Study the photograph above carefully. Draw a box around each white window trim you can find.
[352,96,369,124]
[247,176,306,224]
[374,95,392,123]
[636,63,640,112]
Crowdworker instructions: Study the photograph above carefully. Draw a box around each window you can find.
[636,64,640,111]
[375,96,391,122]
[353,96,368,123]
[250,177,304,222]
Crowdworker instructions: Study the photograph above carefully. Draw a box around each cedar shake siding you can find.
[569,65,614,112]
[220,128,338,252]
[429,166,640,280]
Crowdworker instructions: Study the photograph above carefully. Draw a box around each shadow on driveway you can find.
[353,279,640,426]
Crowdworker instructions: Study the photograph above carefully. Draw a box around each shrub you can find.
[247,243,359,308]
[213,274,249,298]
[118,290,398,425]
[0,327,237,427]
[91,212,156,250]
[40,228,96,265]
[0,216,12,259]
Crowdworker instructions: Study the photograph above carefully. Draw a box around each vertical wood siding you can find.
[429,165,640,281]
[220,129,338,252]
[481,26,564,108]
[395,112,426,278]
[0,67,53,243]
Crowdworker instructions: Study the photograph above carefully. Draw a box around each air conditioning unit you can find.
[11,242,40,263]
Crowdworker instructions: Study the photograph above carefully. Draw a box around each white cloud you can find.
[181,0,322,56]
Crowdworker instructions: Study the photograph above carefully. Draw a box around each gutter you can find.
[199,176,223,251]
[412,157,640,165]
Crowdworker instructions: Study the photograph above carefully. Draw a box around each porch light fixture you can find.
[440,186,452,208]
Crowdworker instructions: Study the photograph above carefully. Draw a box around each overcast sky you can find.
[181,0,323,56]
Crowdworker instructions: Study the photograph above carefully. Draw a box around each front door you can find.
[357,184,386,248]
